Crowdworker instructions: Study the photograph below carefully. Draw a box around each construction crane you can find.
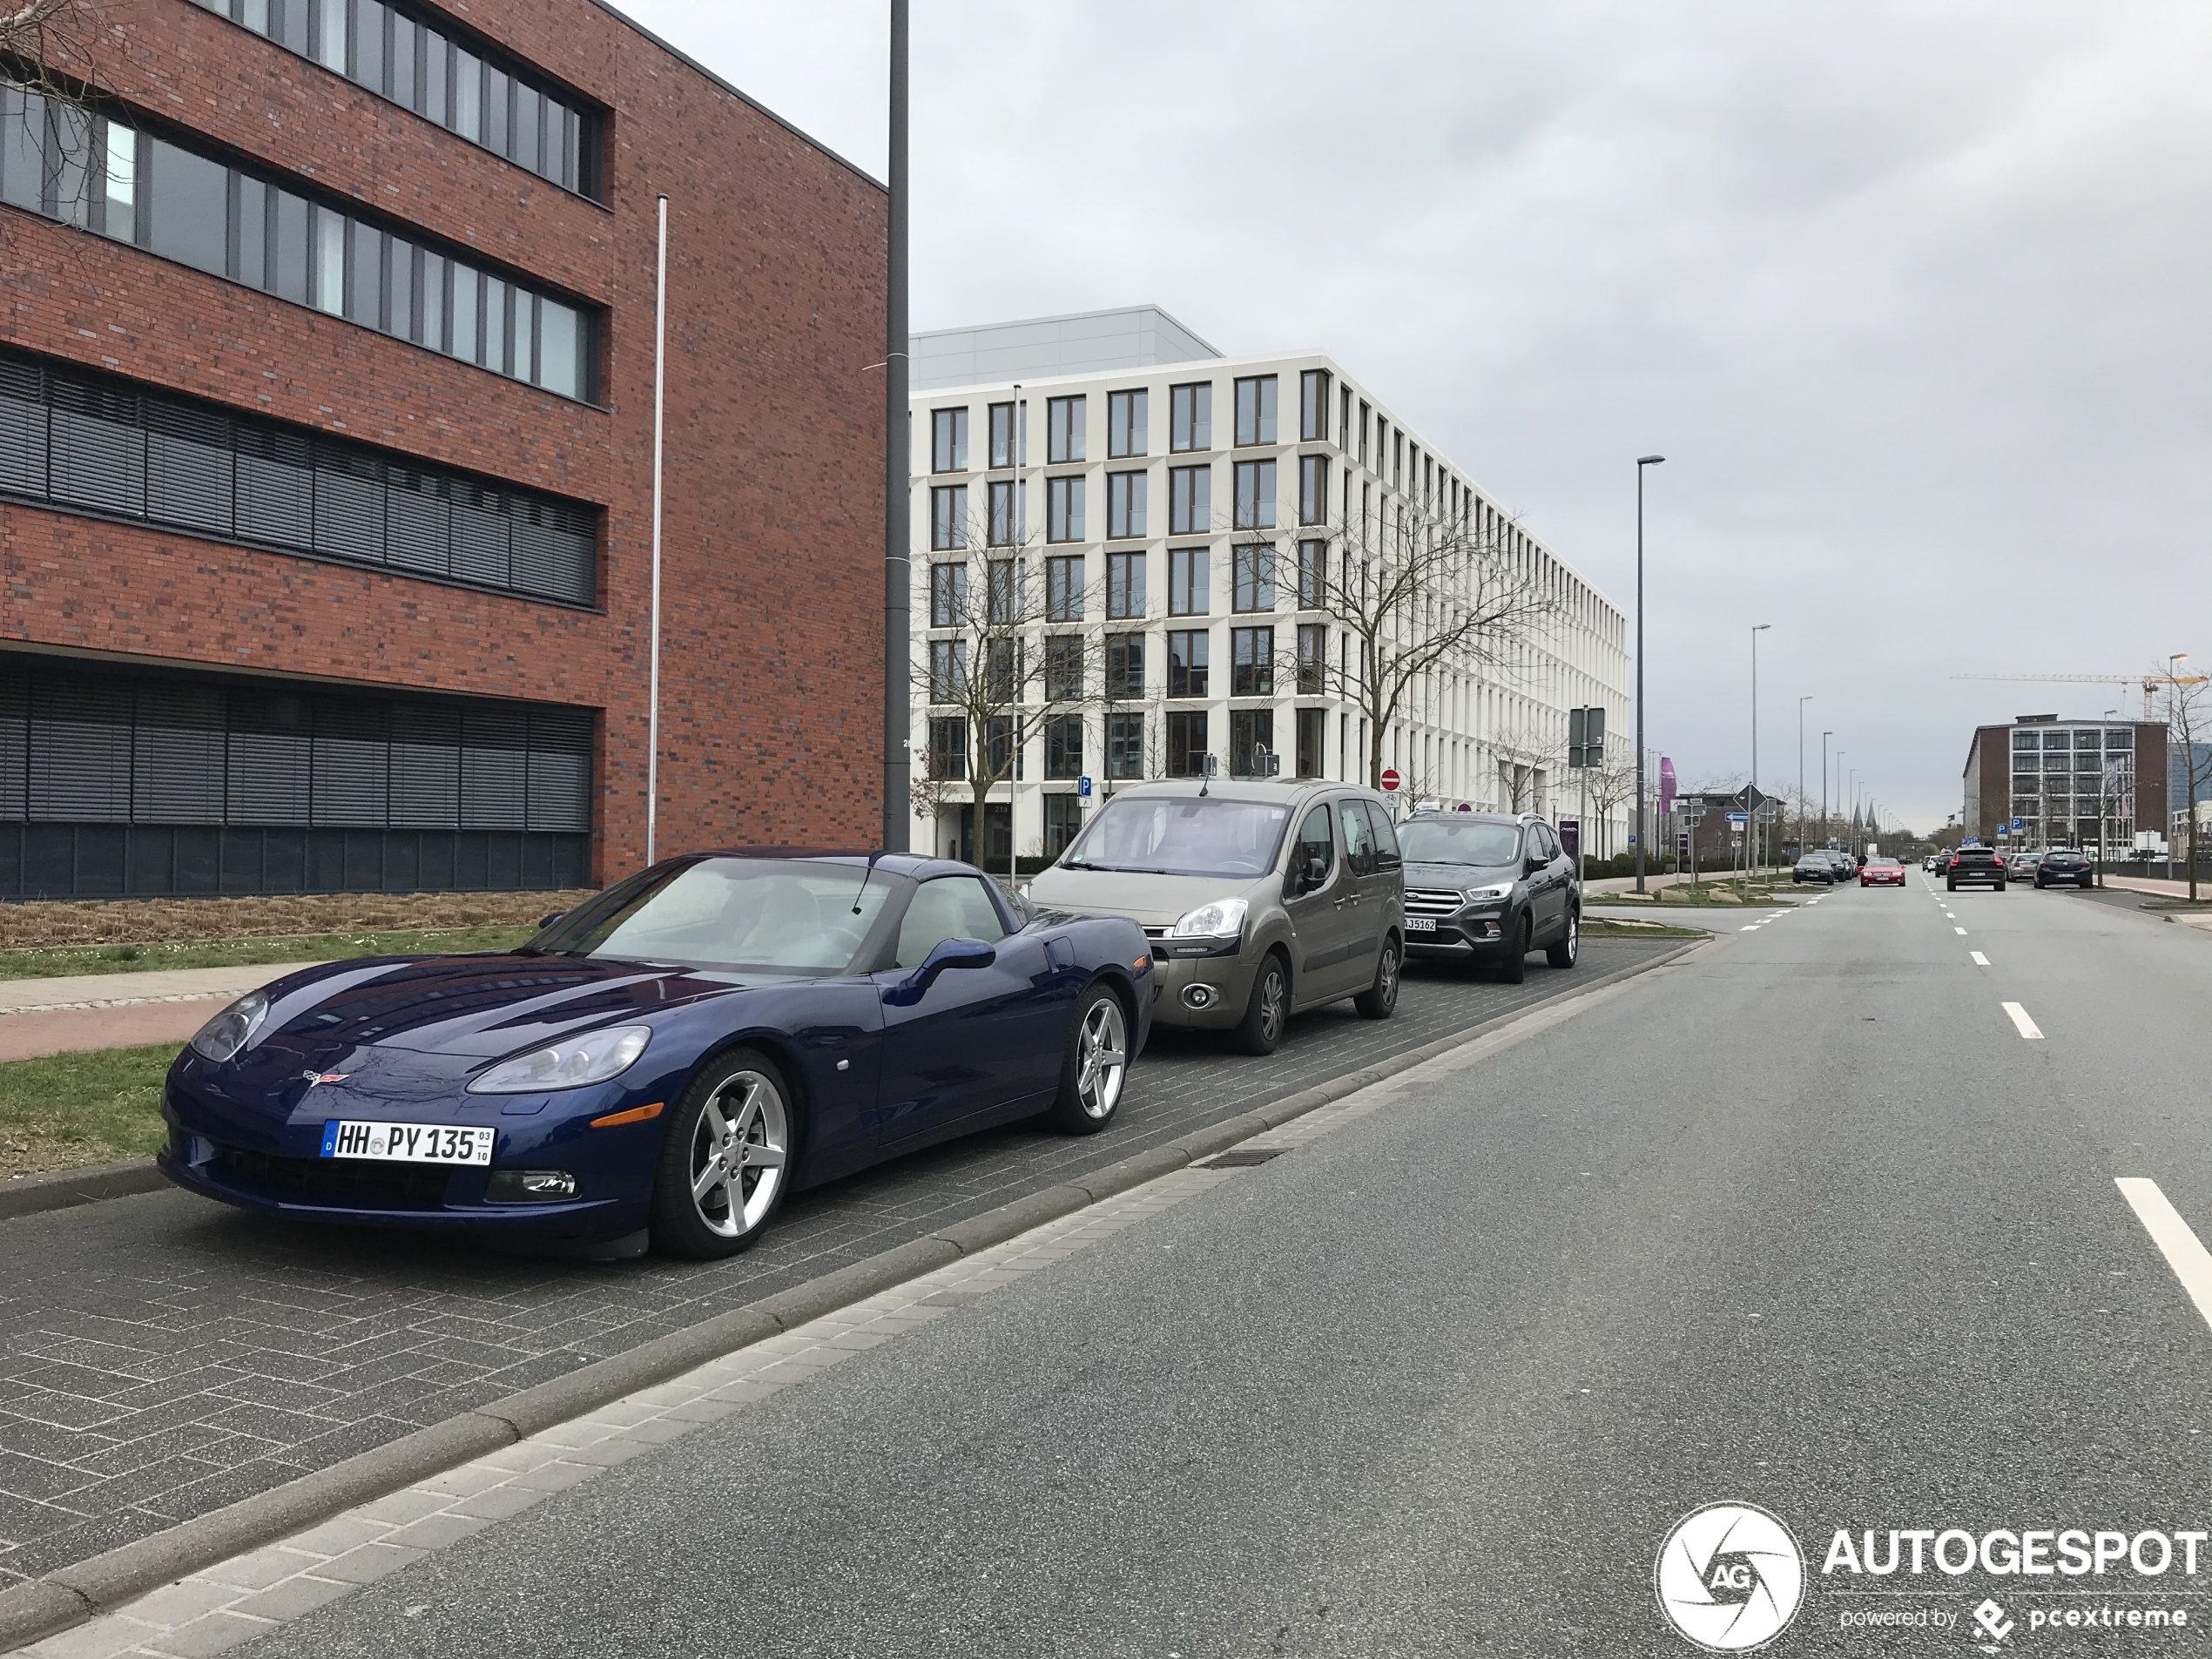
[1953,670,2209,720]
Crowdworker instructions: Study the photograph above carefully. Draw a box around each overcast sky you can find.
[615,0,2212,832]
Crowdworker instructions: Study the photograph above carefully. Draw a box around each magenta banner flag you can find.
[1659,756,1677,815]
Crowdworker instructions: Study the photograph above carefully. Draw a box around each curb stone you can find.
[0,936,1701,1653]
[0,1160,170,1223]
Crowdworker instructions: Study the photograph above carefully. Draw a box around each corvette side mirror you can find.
[886,937,997,1006]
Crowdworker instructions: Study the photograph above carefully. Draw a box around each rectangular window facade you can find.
[927,639,966,704]
[1298,539,1325,609]
[1166,710,1209,778]
[1106,550,1146,620]
[1168,465,1211,536]
[928,563,968,628]
[1043,792,1083,856]
[1231,627,1274,697]
[1298,455,1329,524]
[987,479,1018,546]
[1105,633,1144,699]
[1170,381,1212,452]
[1393,430,1404,488]
[1232,544,1275,613]
[986,560,1022,626]
[929,484,968,550]
[1339,386,1352,450]
[1358,401,1371,466]
[988,401,1015,469]
[1234,375,1278,446]
[983,714,1021,782]
[1044,714,1082,780]
[1107,711,1144,779]
[1300,369,1332,442]
[927,716,968,780]
[1108,388,1148,458]
[0,344,596,606]
[1296,624,1326,694]
[1168,547,1209,617]
[983,639,1020,704]
[1042,636,1084,702]
[1167,630,1210,698]
[1296,706,1325,779]
[1107,470,1148,539]
[1229,708,1275,778]
[1046,395,1086,463]
[1046,475,1085,543]
[187,0,603,199]
[1045,556,1083,623]
[931,408,968,473]
[0,98,597,401]
[1234,460,1278,529]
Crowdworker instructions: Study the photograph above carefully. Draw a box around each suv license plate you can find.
[1405,917,1436,932]
[320,1122,496,1164]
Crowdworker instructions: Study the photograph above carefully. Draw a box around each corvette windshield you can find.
[536,860,897,974]
[1396,819,1522,867]
[1065,796,1292,879]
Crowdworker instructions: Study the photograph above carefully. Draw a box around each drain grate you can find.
[1202,1148,1288,1169]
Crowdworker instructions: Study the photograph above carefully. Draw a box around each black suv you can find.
[1395,812,1581,982]
[1947,846,2007,891]
[2035,848,2094,888]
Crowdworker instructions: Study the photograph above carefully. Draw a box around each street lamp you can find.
[1821,730,1833,851]
[1750,623,1770,875]
[1634,455,1665,894]
[1797,695,1813,861]
[2100,705,2120,885]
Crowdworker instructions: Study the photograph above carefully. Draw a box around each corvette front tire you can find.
[651,1047,795,1259]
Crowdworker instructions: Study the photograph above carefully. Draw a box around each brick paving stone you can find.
[0,942,1672,1588]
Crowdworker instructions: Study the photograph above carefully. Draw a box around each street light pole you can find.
[1750,623,1770,876]
[2101,705,2120,885]
[1797,695,1812,861]
[881,0,911,852]
[1634,455,1665,894]
[1821,730,1833,850]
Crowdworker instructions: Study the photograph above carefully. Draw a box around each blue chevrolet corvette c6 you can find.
[158,853,1154,1258]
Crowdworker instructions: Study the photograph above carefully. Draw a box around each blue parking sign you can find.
[1078,776,1092,799]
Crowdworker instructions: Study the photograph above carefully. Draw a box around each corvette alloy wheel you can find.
[689,1067,790,1240]
[1074,995,1128,1120]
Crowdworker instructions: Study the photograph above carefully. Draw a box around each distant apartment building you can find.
[906,306,1629,866]
[1962,715,2168,850]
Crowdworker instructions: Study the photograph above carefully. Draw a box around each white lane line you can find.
[1954,926,1968,935]
[2002,1001,2043,1039]
[1739,925,1760,932]
[1971,950,1990,966]
[2116,1178,2212,1336]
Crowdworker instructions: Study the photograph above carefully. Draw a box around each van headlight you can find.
[1171,898,1248,939]
[190,990,269,1062]
[468,1026,653,1094]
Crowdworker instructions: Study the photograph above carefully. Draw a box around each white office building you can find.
[907,306,1630,867]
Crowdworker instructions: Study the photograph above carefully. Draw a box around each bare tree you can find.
[2165,672,2212,901]
[4,0,113,246]
[1586,738,1636,860]
[1491,729,1560,814]
[1269,493,1554,792]
[913,514,1103,884]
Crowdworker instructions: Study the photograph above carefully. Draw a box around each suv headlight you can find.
[1463,883,1513,902]
[468,1026,653,1095]
[1171,898,1249,939]
[189,990,269,1062]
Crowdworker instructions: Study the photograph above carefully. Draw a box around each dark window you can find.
[1232,544,1275,613]
[0,347,597,606]
[1231,627,1273,697]
[1107,711,1145,779]
[983,638,1020,704]
[1046,475,1084,543]
[147,138,228,278]
[986,560,1022,626]
[1300,369,1331,442]
[988,401,1015,468]
[1298,454,1329,524]
[1044,793,1083,858]
[1170,381,1211,452]
[1296,707,1325,779]
[1234,460,1278,529]
[1234,375,1278,446]
[1167,630,1209,698]
[1297,539,1325,608]
[1104,633,1144,699]
[1047,395,1086,463]
[927,716,968,780]
[1046,556,1083,623]
[1169,464,1211,535]
[927,640,966,703]
[1043,635,1083,701]
[931,407,968,473]
[987,479,1018,546]
[1296,624,1326,695]
[1044,714,1082,779]
[930,484,968,550]
[1358,400,1371,466]
[1229,709,1275,777]
[1106,551,1145,620]
[1108,388,1147,457]
[1107,469,1147,538]
[1169,547,1208,617]
[1166,711,1209,778]
[983,714,1022,782]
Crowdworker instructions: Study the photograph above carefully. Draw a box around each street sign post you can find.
[1077,776,1093,808]
[1724,812,1750,825]
[1379,768,1401,793]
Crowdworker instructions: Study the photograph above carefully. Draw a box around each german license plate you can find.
[1405,916,1436,933]
[320,1121,496,1164]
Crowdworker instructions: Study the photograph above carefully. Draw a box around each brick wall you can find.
[0,0,887,885]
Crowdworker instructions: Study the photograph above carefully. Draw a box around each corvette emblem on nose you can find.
[300,1071,349,1087]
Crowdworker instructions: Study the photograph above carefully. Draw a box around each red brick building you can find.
[0,0,886,898]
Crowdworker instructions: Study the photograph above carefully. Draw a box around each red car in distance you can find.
[1860,856,1906,887]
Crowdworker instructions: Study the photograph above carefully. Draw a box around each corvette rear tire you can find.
[650,1046,795,1259]
[1042,983,1129,1135]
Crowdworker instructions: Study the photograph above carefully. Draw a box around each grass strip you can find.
[0,1044,176,1178]
[0,927,536,981]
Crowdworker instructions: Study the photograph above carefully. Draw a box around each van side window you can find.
[1294,806,1334,884]
[1339,799,1376,877]
[1362,802,1402,869]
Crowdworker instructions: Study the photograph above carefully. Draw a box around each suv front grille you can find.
[210,1143,458,1210]
[1404,888,1466,917]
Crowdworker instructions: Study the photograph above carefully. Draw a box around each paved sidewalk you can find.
[0,965,327,1063]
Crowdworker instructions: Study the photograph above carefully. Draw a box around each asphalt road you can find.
[0,938,1679,1590]
[239,878,2212,1657]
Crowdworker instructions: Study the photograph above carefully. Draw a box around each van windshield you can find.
[1064,796,1293,879]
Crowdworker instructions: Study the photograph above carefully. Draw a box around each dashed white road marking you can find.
[2002,1001,2043,1039]
[1954,926,1968,935]
[2116,1179,2212,1336]
[1970,951,1990,966]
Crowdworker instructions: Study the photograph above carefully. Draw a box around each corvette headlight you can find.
[1463,883,1513,902]
[467,1026,653,1094]
[189,990,269,1062]
[1171,898,1249,939]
